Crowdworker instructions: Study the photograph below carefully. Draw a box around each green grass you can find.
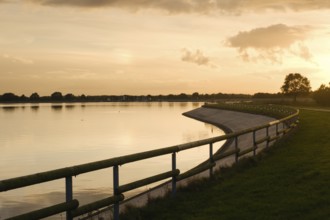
[121,109,330,220]
[204,102,297,119]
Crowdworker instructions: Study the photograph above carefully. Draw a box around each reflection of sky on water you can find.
[0,102,224,219]
[0,188,115,219]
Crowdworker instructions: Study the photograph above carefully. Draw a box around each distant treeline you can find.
[0,91,252,103]
[1,89,329,106]
[313,83,330,106]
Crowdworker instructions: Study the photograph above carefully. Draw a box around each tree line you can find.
[0,91,251,103]
[313,83,330,106]
[1,73,329,106]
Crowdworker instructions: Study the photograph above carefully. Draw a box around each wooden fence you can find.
[0,109,299,220]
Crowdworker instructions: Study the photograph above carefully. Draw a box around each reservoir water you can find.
[0,102,225,218]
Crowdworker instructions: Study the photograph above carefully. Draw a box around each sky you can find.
[1,0,330,96]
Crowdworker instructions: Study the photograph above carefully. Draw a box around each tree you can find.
[51,92,63,101]
[1,93,19,102]
[30,92,40,101]
[178,93,188,100]
[281,73,311,102]
[64,93,75,101]
[192,92,199,100]
[313,83,330,106]
[20,95,28,102]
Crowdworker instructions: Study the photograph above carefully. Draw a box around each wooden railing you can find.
[0,108,299,220]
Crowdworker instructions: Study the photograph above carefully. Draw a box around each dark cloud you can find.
[24,0,330,13]
[215,0,330,13]
[27,0,205,13]
[181,48,211,66]
[226,24,312,63]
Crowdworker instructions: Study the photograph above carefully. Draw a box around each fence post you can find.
[65,176,73,220]
[266,126,269,147]
[235,136,239,163]
[113,165,119,220]
[276,123,279,136]
[253,131,256,156]
[171,153,177,197]
[209,143,214,178]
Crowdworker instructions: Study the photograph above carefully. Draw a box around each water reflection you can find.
[0,188,112,219]
[179,102,188,107]
[192,102,201,107]
[0,102,224,218]
[204,122,217,133]
[1,106,17,112]
[182,128,219,143]
[30,105,39,112]
[65,104,75,110]
[51,104,63,111]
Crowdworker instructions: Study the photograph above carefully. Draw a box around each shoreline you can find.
[93,106,277,219]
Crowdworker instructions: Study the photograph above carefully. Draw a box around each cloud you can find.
[45,68,97,79]
[27,0,202,13]
[215,0,330,14]
[181,48,212,67]
[1,54,34,65]
[226,24,312,63]
[23,0,330,13]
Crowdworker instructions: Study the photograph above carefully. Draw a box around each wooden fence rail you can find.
[0,108,299,220]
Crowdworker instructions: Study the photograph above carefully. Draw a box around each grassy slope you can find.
[122,110,330,220]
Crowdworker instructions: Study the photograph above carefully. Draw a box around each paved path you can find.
[183,107,280,163]
[92,107,283,219]
[299,107,330,112]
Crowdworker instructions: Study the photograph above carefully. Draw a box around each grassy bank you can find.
[121,109,330,220]
[204,102,297,119]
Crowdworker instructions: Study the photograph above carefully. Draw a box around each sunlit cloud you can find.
[226,24,312,63]
[1,0,330,95]
[23,0,330,14]
[181,48,212,67]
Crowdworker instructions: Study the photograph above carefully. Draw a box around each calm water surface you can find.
[0,102,224,218]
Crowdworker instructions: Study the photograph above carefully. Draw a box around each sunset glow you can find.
[0,1,329,95]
